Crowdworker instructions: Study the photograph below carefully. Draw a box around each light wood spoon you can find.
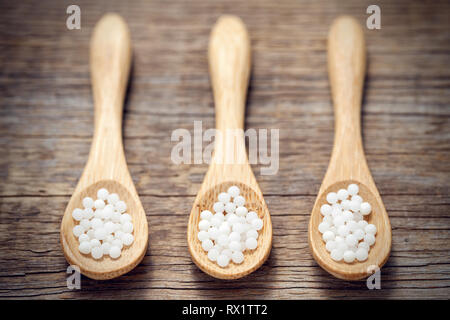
[308,16,392,280]
[187,15,272,280]
[60,13,148,280]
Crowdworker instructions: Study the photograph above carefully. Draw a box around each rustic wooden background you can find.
[0,0,449,299]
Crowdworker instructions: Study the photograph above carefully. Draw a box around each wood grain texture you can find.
[0,0,449,298]
[309,16,392,280]
[60,14,149,279]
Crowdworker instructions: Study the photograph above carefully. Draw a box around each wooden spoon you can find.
[308,16,392,280]
[187,15,272,280]
[60,13,148,280]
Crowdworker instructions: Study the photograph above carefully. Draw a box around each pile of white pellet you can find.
[318,183,376,263]
[197,185,263,268]
[72,188,134,259]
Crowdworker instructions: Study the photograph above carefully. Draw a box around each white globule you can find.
[72,188,134,259]
[320,183,376,263]
[197,185,263,268]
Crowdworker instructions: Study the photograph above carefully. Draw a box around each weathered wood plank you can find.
[0,0,449,299]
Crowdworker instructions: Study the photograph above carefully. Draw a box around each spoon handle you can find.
[327,16,368,180]
[208,15,251,164]
[88,14,132,177]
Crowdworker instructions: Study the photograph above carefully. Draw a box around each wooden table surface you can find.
[0,0,449,299]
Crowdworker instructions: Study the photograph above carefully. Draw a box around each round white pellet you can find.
[78,233,90,243]
[345,234,358,247]
[222,249,232,257]
[202,239,214,251]
[91,218,103,230]
[353,228,365,241]
[351,195,363,204]
[198,230,209,241]
[103,221,115,234]
[217,254,230,267]
[358,220,368,229]
[91,246,103,259]
[227,186,240,198]
[326,192,338,204]
[343,250,355,263]
[325,240,337,252]
[245,237,258,250]
[82,197,94,209]
[207,249,219,262]
[342,210,354,222]
[121,221,134,233]
[331,207,342,218]
[323,215,333,225]
[337,189,349,201]
[229,241,242,252]
[229,231,241,242]
[208,227,220,240]
[358,241,370,249]
[106,234,114,243]
[246,229,258,239]
[233,196,245,207]
[318,222,330,234]
[323,231,335,242]
[200,210,213,220]
[73,225,85,237]
[107,193,119,205]
[210,216,222,228]
[349,200,361,212]
[231,251,244,264]
[119,214,131,225]
[115,201,127,213]
[330,249,343,261]
[94,228,107,241]
[246,211,258,222]
[347,184,359,195]
[87,229,95,240]
[79,241,91,254]
[365,224,377,235]
[353,212,363,222]
[122,233,134,246]
[94,199,105,210]
[218,192,231,203]
[83,208,94,219]
[213,202,225,213]
[218,234,229,246]
[252,218,263,231]
[336,241,348,252]
[198,219,210,231]
[235,206,248,217]
[337,225,350,237]
[219,222,231,235]
[333,216,345,227]
[227,214,239,225]
[101,242,111,255]
[103,206,114,220]
[356,248,369,261]
[320,204,332,216]
[224,202,236,214]
[360,202,372,215]
[232,223,245,234]
[72,208,84,221]
[97,188,109,200]
[112,239,123,250]
[109,246,121,259]
[364,233,376,246]
[341,200,351,210]
[80,219,91,230]
[111,211,121,223]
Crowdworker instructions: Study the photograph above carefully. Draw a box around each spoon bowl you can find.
[187,16,272,279]
[60,14,148,280]
[308,16,392,280]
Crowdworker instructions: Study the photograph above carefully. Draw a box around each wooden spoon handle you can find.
[208,16,251,165]
[327,16,367,171]
[209,15,251,131]
[88,14,131,174]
